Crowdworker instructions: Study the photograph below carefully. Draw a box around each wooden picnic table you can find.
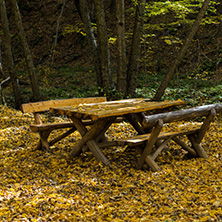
[50,98,184,166]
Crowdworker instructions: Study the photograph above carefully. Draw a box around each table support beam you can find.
[69,116,111,166]
[125,114,145,134]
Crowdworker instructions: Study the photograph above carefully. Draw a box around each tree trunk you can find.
[116,0,127,95]
[94,0,113,90]
[51,0,66,64]
[216,20,222,39]
[76,0,102,87]
[153,0,211,101]
[127,0,145,97]
[216,0,222,38]
[0,0,23,108]
[0,39,6,78]
[215,2,222,42]
[9,0,40,101]
[215,2,222,75]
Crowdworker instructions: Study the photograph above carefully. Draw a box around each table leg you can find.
[125,113,145,134]
[95,117,117,143]
[85,140,110,165]
[69,116,112,166]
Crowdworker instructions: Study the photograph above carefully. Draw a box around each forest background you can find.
[0,0,222,107]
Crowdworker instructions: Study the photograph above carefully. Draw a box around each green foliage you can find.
[136,70,222,107]
[145,1,192,19]
[161,35,183,45]
[62,23,86,37]
[145,0,219,19]
[143,0,220,42]
[39,66,98,100]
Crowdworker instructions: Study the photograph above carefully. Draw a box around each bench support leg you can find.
[196,108,216,144]
[137,119,163,170]
[173,137,197,157]
[37,140,42,150]
[152,138,171,160]
[188,135,208,159]
[38,131,51,150]
[145,155,160,171]
[49,128,76,146]
[37,128,76,150]
[188,109,216,159]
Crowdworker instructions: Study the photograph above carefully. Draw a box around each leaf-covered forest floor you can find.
[0,105,222,221]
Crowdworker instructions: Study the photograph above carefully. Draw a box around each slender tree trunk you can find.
[127,0,145,96]
[76,0,102,87]
[0,0,23,108]
[215,1,222,39]
[0,39,6,78]
[51,0,66,64]
[9,0,40,101]
[215,2,222,75]
[94,0,113,90]
[116,0,127,95]
[153,0,211,101]
[216,20,222,38]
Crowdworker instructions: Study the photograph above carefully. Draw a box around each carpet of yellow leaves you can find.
[0,105,222,221]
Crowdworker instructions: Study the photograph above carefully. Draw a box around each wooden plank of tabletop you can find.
[50,98,144,116]
[51,100,185,120]
[21,97,107,113]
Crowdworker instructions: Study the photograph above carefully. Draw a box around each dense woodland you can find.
[0,0,221,108]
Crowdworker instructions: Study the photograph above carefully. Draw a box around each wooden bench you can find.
[21,97,107,150]
[118,103,222,171]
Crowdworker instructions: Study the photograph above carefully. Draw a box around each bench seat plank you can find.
[118,128,200,146]
[30,117,124,132]
[30,122,75,132]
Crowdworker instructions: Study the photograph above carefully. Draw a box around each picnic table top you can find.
[50,98,184,120]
